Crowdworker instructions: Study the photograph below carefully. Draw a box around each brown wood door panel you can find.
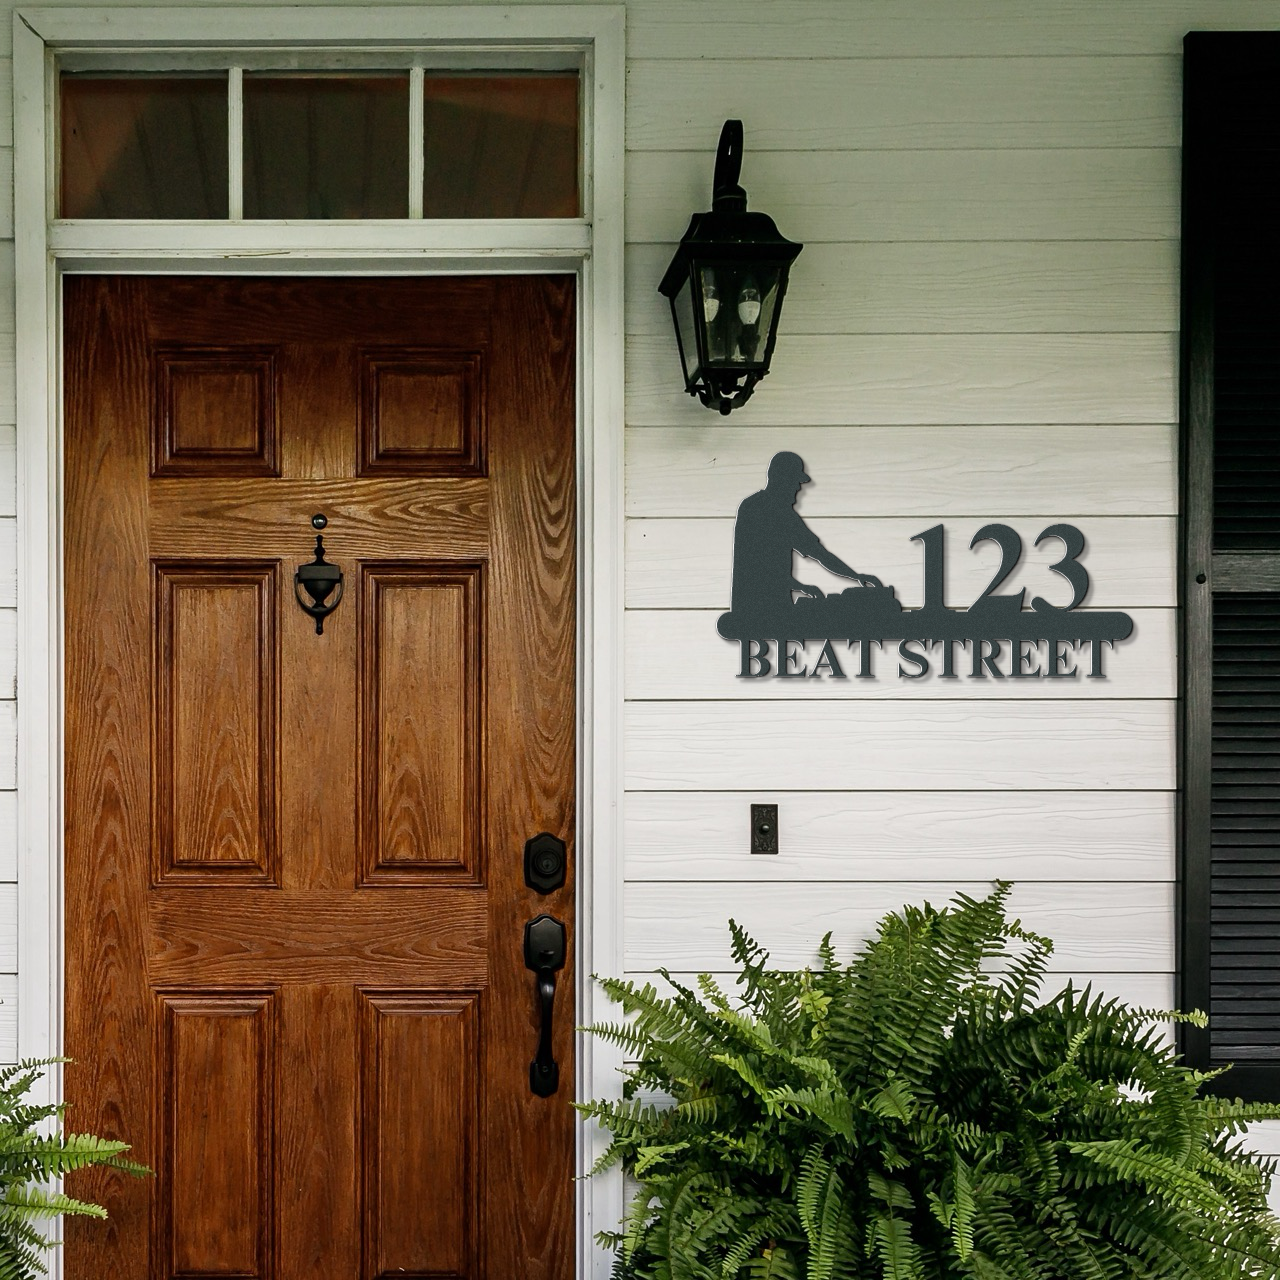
[157,993,276,1279]
[64,276,576,1280]
[153,346,280,477]
[153,561,280,883]
[358,562,486,884]
[358,991,482,1277]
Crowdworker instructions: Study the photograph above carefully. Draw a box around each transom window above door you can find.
[60,69,581,220]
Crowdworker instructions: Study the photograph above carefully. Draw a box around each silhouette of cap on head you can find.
[767,451,810,485]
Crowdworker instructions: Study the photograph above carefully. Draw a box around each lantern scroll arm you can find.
[712,119,745,209]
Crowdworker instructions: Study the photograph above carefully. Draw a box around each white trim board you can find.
[12,8,625,1279]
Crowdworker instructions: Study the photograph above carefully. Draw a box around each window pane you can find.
[61,76,229,219]
[243,76,410,219]
[422,75,579,218]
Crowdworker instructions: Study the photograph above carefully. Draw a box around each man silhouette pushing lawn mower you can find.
[720,451,897,642]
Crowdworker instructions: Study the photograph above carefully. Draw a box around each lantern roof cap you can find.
[658,209,803,297]
[658,120,802,298]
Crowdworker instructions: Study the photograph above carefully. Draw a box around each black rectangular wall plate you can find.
[751,803,779,855]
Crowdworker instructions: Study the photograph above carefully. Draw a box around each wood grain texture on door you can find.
[64,276,576,1280]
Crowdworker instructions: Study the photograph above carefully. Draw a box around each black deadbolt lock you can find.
[524,833,567,894]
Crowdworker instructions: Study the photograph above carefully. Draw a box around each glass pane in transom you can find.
[244,75,410,219]
[422,74,580,218]
[60,75,229,219]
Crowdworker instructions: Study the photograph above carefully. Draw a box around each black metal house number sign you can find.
[718,452,1134,682]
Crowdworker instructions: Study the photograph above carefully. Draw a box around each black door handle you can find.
[524,914,566,1097]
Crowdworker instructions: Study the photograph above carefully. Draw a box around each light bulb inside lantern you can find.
[702,279,720,323]
[737,281,762,326]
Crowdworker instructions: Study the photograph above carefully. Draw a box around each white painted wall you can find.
[3,0,1280,1177]
[620,3,1188,999]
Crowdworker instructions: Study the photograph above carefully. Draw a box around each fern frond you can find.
[0,1185,107,1221]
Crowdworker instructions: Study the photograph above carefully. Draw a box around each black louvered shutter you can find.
[1181,32,1280,1098]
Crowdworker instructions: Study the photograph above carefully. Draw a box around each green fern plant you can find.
[580,883,1280,1280]
[0,1058,148,1280]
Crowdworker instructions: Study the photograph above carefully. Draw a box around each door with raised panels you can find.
[63,276,576,1280]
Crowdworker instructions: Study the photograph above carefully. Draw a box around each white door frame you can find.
[13,8,625,1276]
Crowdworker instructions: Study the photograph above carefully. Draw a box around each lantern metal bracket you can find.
[712,119,746,212]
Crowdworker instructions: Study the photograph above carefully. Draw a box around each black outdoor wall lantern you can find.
[659,119,804,415]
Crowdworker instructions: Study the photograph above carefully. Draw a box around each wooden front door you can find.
[63,276,576,1280]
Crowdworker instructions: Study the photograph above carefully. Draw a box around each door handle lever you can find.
[524,914,566,1097]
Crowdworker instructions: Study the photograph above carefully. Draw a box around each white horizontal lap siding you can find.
[629,150,1178,246]
[0,247,15,735]
[626,57,1180,153]
[627,701,1174,792]
[627,333,1177,426]
[626,791,1174,882]
[1242,1119,1280,1214]
[0,199,13,1066]
[627,426,1177,517]
[0,434,14,516]
[0,708,15,1060]
[625,0,1280,59]
[627,243,1181,336]
[621,13,1190,1037]
[0,150,11,241]
[625,882,1174,972]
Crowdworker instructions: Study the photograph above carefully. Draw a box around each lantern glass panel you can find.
[697,264,783,371]
[670,271,701,387]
